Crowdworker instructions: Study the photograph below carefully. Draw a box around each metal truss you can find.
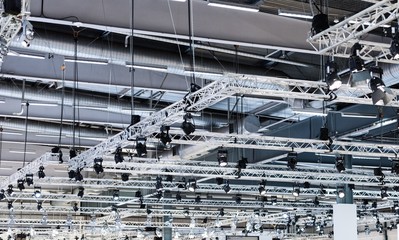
[307,0,399,60]
[165,130,399,158]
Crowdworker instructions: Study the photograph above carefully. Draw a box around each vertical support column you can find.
[163,191,172,240]
[336,155,353,204]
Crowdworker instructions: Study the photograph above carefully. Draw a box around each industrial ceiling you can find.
[0,0,399,239]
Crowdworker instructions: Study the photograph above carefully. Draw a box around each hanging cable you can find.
[72,31,78,149]
[130,0,135,121]
[0,126,2,168]
[188,0,195,86]
[58,64,66,148]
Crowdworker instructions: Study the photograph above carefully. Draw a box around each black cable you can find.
[187,0,195,85]
[130,0,135,122]
[58,64,66,148]
[72,32,78,149]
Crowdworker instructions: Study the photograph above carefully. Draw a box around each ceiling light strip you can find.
[208,2,259,12]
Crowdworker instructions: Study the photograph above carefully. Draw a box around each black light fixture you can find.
[368,66,393,105]
[121,173,129,182]
[113,189,120,201]
[68,169,76,179]
[313,196,320,206]
[160,126,172,148]
[390,25,399,59]
[235,194,242,204]
[70,149,77,159]
[258,180,266,195]
[176,192,182,201]
[187,179,197,192]
[215,177,224,185]
[392,160,399,174]
[337,187,345,199]
[311,13,329,35]
[7,184,13,196]
[135,190,142,198]
[135,137,147,157]
[114,147,124,164]
[349,43,369,87]
[0,189,5,200]
[34,186,41,198]
[319,184,327,196]
[223,180,232,194]
[237,157,248,169]
[271,196,278,205]
[51,146,63,163]
[335,156,345,173]
[217,148,228,167]
[381,187,389,200]
[93,157,104,174]
[17,179,25,191]
[38,166,45,179]
[219,208,225,216]
[77,187,84,198]
[75,168,83,182]
[25,173,34,186]
[73,202,79,212]
[195,195,201,203]
[287,151,297,170]
[156,176,163,190]
[8,201,13,210]
[111,204,118,213]
[37,201,43,211]
[156,190,164,201]
[181,113,195,135]
[292,185,300,197]
[325,60,342,91]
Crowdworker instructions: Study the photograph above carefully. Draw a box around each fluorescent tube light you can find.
[125,63,168,72]
[171,0,186,1]
[2,132,23,136]
[7,52,46,60]
[9,150,36,154]
[29,102,58,107]
[340,113,377,119]
[36,134,65,138]
[278,9,313,20]
[293,110,327,117]
[184,70,223,76]
[208,2,259,12]
[64,59,108,65]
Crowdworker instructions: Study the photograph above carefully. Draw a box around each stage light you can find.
[187,179,197,192]
[160,126,172,148]
[223,180,232,193]
[393,160,399,174]
[215,177,224,185]
[258,180,266,195]
[292,186,300,197]
[314,196,320,206]
[135,137,147,157]
[113,190,120,201]
[337,188,345,198]
[75,168,83,181]
[287,151,297,170]
[135,190,142,198]
[390,32,399,59]
[349,43,369,87]
[217,148,228,167]
[121,173,129,182]
[0,189,4,200]
[25,173,34,186]
[38,166,45,179]
[17,179,25,191]
[156,190,164,201]
[93,157,104,174]
[7,201,13,211]
[176,192,182,201]
[73,202,79,212]
[195,195,201,203]
[235,194,242,204]
[219,208,225,216]
[237,157,248,169]
[34,186,41,198]
[156,176,163,190]
[70,149,77,159]
[77,187,84,198]
[111,205,118,213]
[19,21,34,47]
[335,156,345,173]
[7,185,13,196]
[181,113,195,135]
[325,60,341,91]
[68,169,76,179]
[381,187,389,200]
[368,66,393,105]
[37,201,43,211]
[114,147,124,164]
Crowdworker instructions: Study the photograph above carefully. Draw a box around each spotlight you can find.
[325,60,341,91]
[160,126,172,148]
[390,32,399,59]
[135,137,147,157]
[17,179,25,191]
[25,173,34,186]
[258,180,266,195]
[314,196,320,206]
[34,186,41,198]
[77,187,84,198]
[287,151,297,170]
[195,195,201,203]
[271,196,278,205]
[187,179,197,192]
[111,205,118,213]
[349,43,365,72]
[114,147,124,164]
[73,202,79,212]
[181,113,195,135]
[235,194,242,204]
[156,176,163,190]
[223,180,232,193]
[37,201,43,211]
[381,187,389,200]
[75,168,83,181]
[70,149,77,159]
[7,185,13,196]
[335,156,345,173]
[219,208,225,216]
[68,169,76,179]
[93,157,104,174]
[19,21,34,47]
[368,66,393,105]
[176,192,182,201]
[121,173,129,182]
[215,177,224,185]
[113,190,120,201]
[135,190,142,198]
[237,157,248,169]
[311,13,329,35]
[292,186,300,197]
[8,201,13,210]
[217,148,228,167]
[38,166,45,179]
[156,190,163,201]
[337,188,345,199]
[392,160,399,174]
[0,189,4,200]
